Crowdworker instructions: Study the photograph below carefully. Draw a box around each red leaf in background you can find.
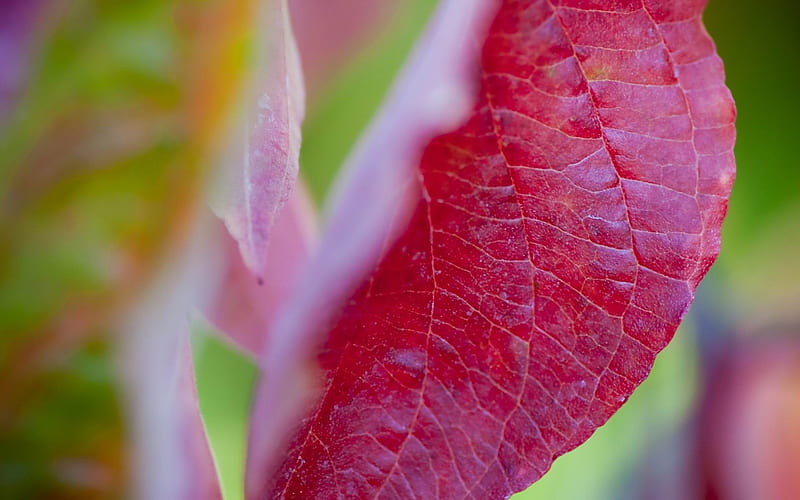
[698,339,800,500]
[263,0,735,498]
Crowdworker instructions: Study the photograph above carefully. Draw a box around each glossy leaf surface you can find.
[265,0,735,498]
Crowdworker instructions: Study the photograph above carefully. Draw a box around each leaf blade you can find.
[266,0,735,498]
[213,0,305,279]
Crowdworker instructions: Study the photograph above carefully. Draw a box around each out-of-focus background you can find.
[1,0,798,499]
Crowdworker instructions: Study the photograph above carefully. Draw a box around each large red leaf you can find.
[262,0,735,498]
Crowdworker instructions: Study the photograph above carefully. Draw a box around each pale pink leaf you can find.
[119,219,222,500]
[206,185,317,358]
[176,334,223,500]
[213,0,305,279]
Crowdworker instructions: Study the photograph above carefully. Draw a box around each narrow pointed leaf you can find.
[119,222,223,500]
[176,335,223,500]
[213,0,305,278]
[206,185,316,357]
[265,0,735,498]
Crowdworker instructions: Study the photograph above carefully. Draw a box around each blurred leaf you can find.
[212,0,306,279]
[702,0,800,329]
[0,0,264,496]
[192,323,258,500]
[0,339,123,499]
[299,0,437,203]
[697,337,800,500]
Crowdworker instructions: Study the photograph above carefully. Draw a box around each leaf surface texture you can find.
[262,0,735,498]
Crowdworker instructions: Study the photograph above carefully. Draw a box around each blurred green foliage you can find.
[0,340,122,499]
[1,0,254,496]
[1,1,183,496]
[0,0,182,335]
[703,0,800,327]
[705,0,800,257]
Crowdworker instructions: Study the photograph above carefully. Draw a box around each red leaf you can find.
[261,0,735,498]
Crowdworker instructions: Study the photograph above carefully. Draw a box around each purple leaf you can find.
[0,0,45,123]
